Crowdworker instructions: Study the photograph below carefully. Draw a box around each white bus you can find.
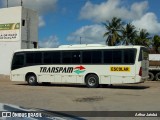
[10,44,149,88]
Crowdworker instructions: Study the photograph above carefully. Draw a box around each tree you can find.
[152,35,160,53]
[134,29,150,47]
[103,17,123,46]
[121,23,137,45]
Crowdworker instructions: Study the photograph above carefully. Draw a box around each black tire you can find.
[27,74,38,86]
[155,72,160,81]
[85,74,99,88]
[148,72,154,81]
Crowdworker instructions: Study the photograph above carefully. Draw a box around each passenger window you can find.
[112,50,122,63]
[92,51,102,63]
[26,52,42,64]
[43,52,52,63]
[82,51,102,64]
[62,52,72,63]
[72,51,80,64]
[103,50,112,63]
[124,49,135,64]
[43,52,60,64]
[82,51,92,63]
[62,51,81,64]
[52,52,61,63]
[34,53,42,63]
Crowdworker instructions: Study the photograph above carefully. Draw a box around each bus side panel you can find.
[11,70,25,82]
[38,65,81,83]
[54,75,62,83]
[111,76,135,84]
[61,75,76,83]
[100,75,111,84]
[38,74,55,82]
[84,65,135,84]
[76,75,84,84]
[109,65,135,84]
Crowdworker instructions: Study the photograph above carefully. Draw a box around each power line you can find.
[80,37,82,44]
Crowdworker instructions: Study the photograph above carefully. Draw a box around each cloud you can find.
[132,13,160,34]
[67,25,106,44]
[130,1,148,19]
[80,0,148,22]
[1,0,58,29]
[79,0,160,35]
[39,35,60,48]
[39,16,45,27]
[1,0,58,13]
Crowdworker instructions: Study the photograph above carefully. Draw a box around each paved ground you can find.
[0,75,160,120]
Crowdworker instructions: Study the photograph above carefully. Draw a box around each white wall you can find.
[149,54,160,61]
[0,43,20,74]
[0,6,38,75]
[21,7,38,49]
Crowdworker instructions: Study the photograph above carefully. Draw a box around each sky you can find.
[0,0,160,48]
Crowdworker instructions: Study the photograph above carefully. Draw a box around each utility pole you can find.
[7,0,8,8]
[80,37,82,44]
[21,0,23,6]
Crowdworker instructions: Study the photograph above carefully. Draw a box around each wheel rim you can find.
[29,76,35,83]
[149,74,152,80]
[88,77,96,86]
[149,74,151,79]
[148,73,154,81]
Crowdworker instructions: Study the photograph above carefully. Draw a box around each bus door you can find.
[139,47,149,79]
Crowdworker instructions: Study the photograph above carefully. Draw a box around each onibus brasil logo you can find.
[74,66,86,74]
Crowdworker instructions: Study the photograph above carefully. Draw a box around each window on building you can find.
[22,19,25,26]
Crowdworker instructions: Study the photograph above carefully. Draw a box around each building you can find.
[0,6,38,74]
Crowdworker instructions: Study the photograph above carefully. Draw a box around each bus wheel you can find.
[148,72,154,81]
[85,74,99,88]
[27,74,38,86]
[155,72,160,81]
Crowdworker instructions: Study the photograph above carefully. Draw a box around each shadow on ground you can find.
[102,84,150,90]
[14,83,150,90]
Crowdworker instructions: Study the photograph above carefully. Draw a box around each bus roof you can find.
[14,44,144,52]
